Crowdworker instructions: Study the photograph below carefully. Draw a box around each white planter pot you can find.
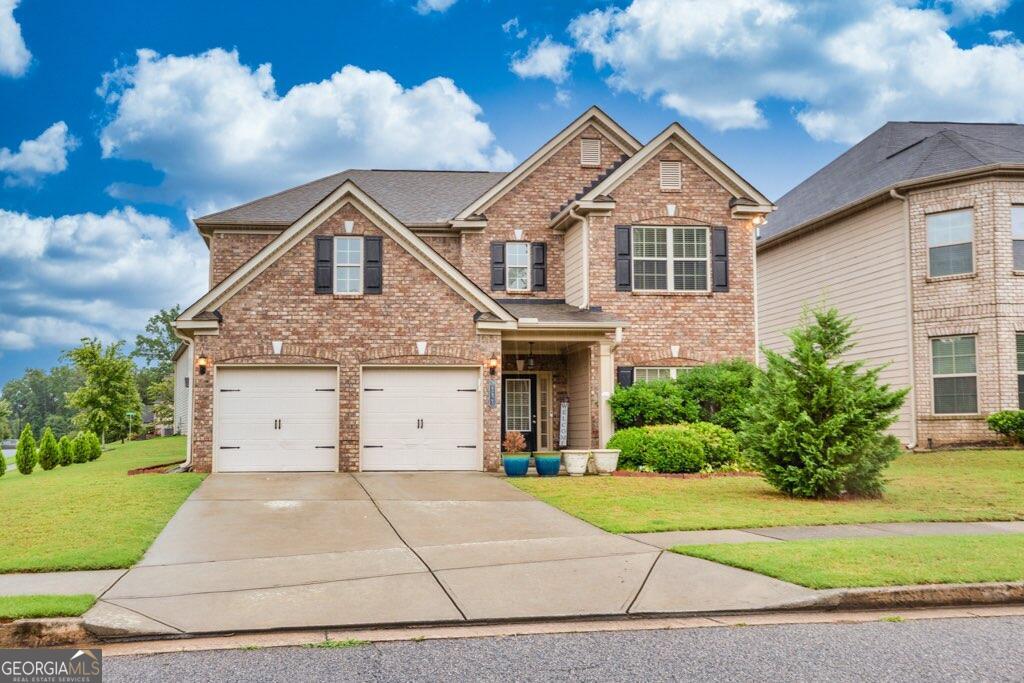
[592,449,620,475]
[562,450,590,477]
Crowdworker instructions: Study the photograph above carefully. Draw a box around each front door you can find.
[502,374,537,452]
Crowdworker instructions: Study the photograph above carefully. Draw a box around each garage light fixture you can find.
[488,353,499,375]
[197,355,209,375]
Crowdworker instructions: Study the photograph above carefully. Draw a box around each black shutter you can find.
[490,241,506,291]
[531,242,547,292]
[712,227,729,292]
[364,236,382,294]
[314,235,333,294]
[616,366,635,388]
[615,226,631,291]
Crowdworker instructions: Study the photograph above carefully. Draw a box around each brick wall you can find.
[189,202,502,472]
[908,178,1024,446]
[208,231,277,288]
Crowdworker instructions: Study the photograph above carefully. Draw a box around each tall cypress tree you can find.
[37,427,59,470]
[14,424,37,475]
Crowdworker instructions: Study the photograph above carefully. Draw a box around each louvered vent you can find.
[581,138,601,167]
[660,161,682,190]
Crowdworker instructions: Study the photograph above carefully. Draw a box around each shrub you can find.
[641,425,707,473]
[72,433,89,464]
[987,410,1024,444]
[676,360,759,431]
[86,432,102,461]
[14,424,37,475]
[686,422,740,468]
[37,427,59,471]
[502,431,526,454]
[57,435,73,467]
[741,308,908,499]
[609,380,699,429]
[606,427,647,469]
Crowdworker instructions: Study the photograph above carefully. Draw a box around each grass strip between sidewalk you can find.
[673,533,1024,589]
[0,594,96,620]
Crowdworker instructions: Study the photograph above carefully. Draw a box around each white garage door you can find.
[215,367,338,472]
[361,367,480,471]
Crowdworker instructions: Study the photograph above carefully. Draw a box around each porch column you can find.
[597,340,615,447]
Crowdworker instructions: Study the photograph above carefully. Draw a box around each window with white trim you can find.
[632,226,709,292]
[334,236,362,294]
[660,161,681,190]
[1017,333,1024,408]
[927,209,973,277]
[634,367,675,383]
[506,242,530,292]
[931,335,977,414]
[1012,206,1024,271]
[581,138,601,167]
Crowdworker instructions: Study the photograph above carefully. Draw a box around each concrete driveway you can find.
[85,473,814,636]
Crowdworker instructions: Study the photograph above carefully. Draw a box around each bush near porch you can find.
[608,422,743,473]
[510,450,1024,534]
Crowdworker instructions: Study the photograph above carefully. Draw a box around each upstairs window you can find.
[632,226,709,292]
[334,236,363,294]
[660,161,682,190]
[581,138,601,167]
[1013,206,1024,270]
[931,335,977,414]
[506,242,530,292]
[927,209,973,277]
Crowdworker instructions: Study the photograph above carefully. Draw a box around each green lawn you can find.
[510,450,1024,533]
[0,436,204,573]
[0,595,96,620]
[674,534,1024,589]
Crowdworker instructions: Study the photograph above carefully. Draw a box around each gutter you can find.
[170,326,194,471]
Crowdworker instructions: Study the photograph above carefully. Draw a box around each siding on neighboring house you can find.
[173,344,192,436]
[564,222,587,307]
[566,346,593,448]
[757,198,915,444]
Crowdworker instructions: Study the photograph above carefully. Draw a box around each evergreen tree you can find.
[740,308,909,498]
[72,433,89,464]
[37,427,59,470]
[14,424,37,475]
[86,432,102,461]
[57,435,73,467]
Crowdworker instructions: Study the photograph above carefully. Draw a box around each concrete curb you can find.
[0,618,92,648]
[809,581,1024,610]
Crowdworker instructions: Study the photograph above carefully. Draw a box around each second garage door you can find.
[361,367,480,471]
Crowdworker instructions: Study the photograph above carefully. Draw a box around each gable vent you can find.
[581,138,601,167]
[660,161,682,190]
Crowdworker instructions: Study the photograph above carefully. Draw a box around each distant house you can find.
[758,122,1024,449]
[172,342,192,436]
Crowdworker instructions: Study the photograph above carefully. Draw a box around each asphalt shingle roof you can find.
[763,122,1024,241]
[195,170,508,227]
[497,301,625,326]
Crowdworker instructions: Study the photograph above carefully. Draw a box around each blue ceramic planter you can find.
[502,455,530,477]
[534,455,561,477]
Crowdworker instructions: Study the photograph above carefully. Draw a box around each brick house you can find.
[758,122,1024,448]
[172,107,772,472]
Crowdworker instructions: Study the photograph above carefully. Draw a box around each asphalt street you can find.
[105,615,1024,682]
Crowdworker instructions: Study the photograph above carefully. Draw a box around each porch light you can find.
[526,342,535,370]
[197,355,209,375]
[488,353,499,376]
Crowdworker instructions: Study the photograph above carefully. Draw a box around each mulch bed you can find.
[127,461,186,476]
[612,469,760,480]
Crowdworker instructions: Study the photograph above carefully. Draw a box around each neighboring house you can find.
[172,342,192,436]
[758,122,1024,448]
[172,106,772,473]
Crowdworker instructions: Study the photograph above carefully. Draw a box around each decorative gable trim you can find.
[453,106,643,221]
[176,180,514,327]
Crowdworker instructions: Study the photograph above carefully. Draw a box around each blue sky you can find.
[2,0,1024,384]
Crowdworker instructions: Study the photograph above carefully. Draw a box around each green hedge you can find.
[606,422,743,474]
[987,410,1024,443]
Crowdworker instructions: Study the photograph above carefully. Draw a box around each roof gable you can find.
[177,180,514,326]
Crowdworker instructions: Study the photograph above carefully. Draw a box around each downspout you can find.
[890,188,918,450]
[171,327,195,470]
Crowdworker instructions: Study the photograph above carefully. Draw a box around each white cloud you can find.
[569,0,1024,143]
[0,208,207,351]
[0,0,30,77]
[989,29,1015,43]
[510,37,573,84]
[0,122,78,187]
[555,88,571,107]
[502,17,527,39]
[414,0,457,14]
[943,0,1010,20]
[97,48,513,215]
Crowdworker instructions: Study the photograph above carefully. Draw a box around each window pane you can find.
[508,265,529,291]
[634,259,667,290]
[1014,240,1024,271]
[635,368,672,383]
[506,242,529,266]
[673,259,707,291]
[335,265,360,293]
[934,376,977,414]
[926,210,972,247]
[1019,374,1024,409]
[335,237,362,266]
[1013,206,1024,239]
[633,227,667,258]
[673,228,707,259]
[505,378,531,432]
[1018,333,1024,372]
[932,335,976,375]
[929,242,973,276]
